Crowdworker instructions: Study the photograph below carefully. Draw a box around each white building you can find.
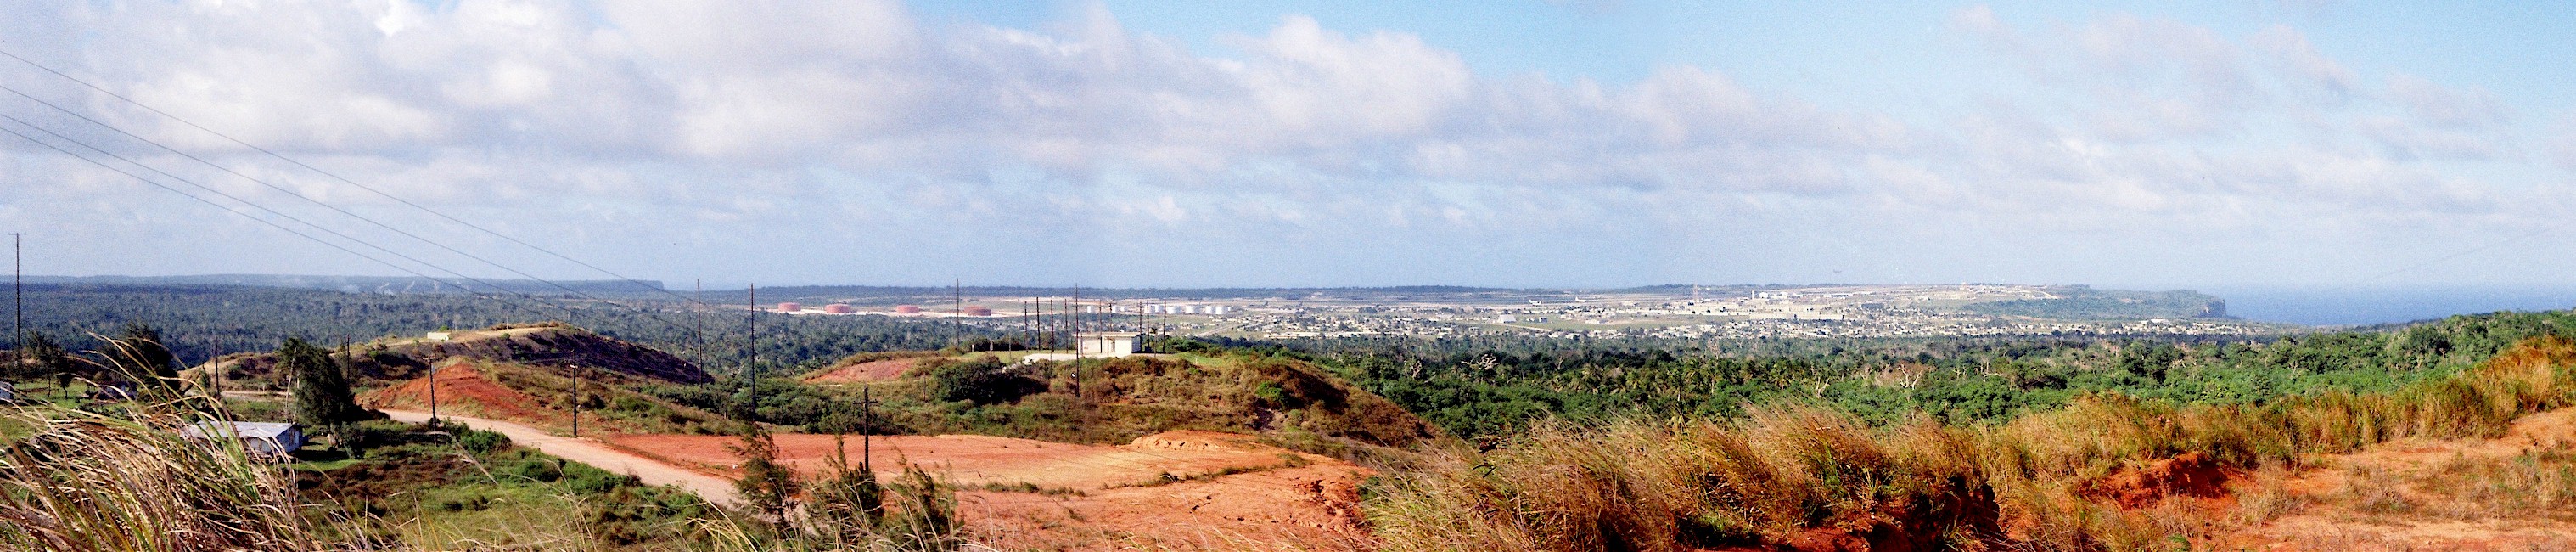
[0,381,14,403]
[1075,331,1142,358]
[182,421,307,460]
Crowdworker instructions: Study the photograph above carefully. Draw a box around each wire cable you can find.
[0,46,710,307]
[0,82,687,314]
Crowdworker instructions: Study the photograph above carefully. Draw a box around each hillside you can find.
[199,323,714,388]
[1965,285,2230,319]
[359,359,732,435]
[698,350,1445,456]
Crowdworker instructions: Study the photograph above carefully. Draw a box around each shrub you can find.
[927,358,1042,405]
[454,427,512,456]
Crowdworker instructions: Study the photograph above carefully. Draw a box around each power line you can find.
[0,106,744,366]
[0,46,704,307]
[0,82,697,313]
[0,124,545,319]
[0,110,570,320]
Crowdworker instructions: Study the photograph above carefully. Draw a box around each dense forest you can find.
[1321,310,2576,439]
[2,284,993,376]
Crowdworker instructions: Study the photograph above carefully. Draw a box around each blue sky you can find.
[0,1,2571,290]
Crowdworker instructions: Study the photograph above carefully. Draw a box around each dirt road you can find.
[379,408,738,505]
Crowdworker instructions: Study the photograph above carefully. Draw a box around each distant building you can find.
[0,381,14,403]
[1075,332,1141,358]
[182,421,306,460]
[1496,314,1518,324]
[425,331,455,341]
[895,305,922,314]
[1206,305,1229,316]
[777,302,803,313]
[962,306,994,317]
[823,304,856,314]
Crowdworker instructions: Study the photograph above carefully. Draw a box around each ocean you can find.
[2207,286,2576,327]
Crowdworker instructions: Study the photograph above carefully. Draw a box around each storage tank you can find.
[962,305,994,317]
[895,305,922,314]
[823,304,855,314]
[777,302,803,313]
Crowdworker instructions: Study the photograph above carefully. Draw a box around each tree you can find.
[283,338,368,425]
[15,332,74,397]
[730,422,800,532]
[806,435,884,544]
[105,323,180,392]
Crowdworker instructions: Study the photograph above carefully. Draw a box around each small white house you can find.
[425,331,455,342]
[182,421,307,460]
[1075,332,1141,358]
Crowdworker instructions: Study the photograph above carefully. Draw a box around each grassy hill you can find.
[196,323,714,390]
[645,347,1445,462]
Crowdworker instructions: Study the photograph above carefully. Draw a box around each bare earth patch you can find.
[2214,408,2576,550]
[606,430,1373,551]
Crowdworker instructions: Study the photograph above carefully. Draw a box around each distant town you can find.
[761,284,2284,341]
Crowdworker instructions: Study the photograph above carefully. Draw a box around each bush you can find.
[454,427,512,456]
[927,358,1043,405]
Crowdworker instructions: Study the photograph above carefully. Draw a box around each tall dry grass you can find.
[1,334,984,552]
[0,397,386,550]
[1371,335,2576,552]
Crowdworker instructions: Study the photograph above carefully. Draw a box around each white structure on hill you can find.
[1075,332,1141,358]
[182,421,306,460]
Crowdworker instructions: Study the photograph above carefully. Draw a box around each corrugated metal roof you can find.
[182,421,300,440]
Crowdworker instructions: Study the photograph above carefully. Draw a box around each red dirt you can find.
[605,430,1373,550]
[360,361,562,426]
[2077,451,2234,509]
[2211,408,2576,551]
[800,358,922,384]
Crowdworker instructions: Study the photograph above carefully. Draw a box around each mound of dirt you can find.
[359,363,559,425]
[802,358,923,384]
[204,324,711,386]
[2078,451,2233,509]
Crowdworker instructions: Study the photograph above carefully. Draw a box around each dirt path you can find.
[379,408,739,505]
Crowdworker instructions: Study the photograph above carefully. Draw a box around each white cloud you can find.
[0,2,2562,287]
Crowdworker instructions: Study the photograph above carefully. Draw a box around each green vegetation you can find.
[1334,311,2576,440]
[642,352,1439,459]
[10,283,991,378]
[1367,334,2576,551]
[282,338,372,426]
[1964,286,2227,319]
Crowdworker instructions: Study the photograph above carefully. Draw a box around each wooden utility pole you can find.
[570,368,582,438]
[747,284,757,379]
[857,386,878,471]
[10,233,19,373]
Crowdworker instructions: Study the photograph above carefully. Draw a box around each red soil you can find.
[606,430,1373,550]
[361,361,562,426]
[2078,451,2235,509]
[800,358,923,384]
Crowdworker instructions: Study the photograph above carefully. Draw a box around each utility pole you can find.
[747,284,757,379]
[953,279,962,349]
[10,233,19,374]
[857,386,878,472]
[570,368,582,438]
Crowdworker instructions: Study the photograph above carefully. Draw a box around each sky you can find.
[0,0,2571,290]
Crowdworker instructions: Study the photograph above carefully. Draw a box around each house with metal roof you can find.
[182,421,307,460]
